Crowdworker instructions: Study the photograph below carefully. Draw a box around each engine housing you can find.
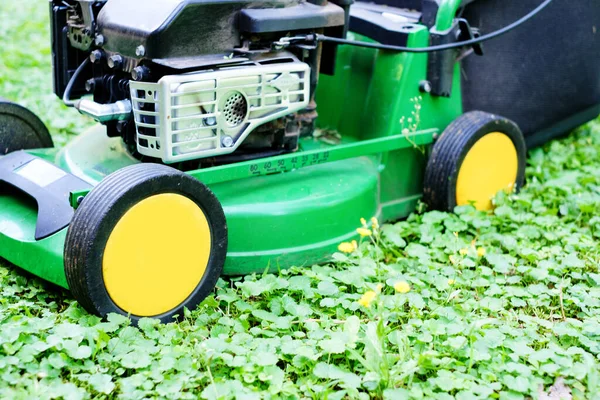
[130,57,309,163]
[49,0,346,165]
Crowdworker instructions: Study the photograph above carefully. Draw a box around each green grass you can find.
[1,1,600,399]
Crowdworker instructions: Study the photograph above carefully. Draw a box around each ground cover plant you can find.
[1,1,599,399]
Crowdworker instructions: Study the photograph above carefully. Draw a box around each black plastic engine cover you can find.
[97,0,344,60]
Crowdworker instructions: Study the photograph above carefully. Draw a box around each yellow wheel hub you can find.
[456,132,518,210]
[102,193,211,316]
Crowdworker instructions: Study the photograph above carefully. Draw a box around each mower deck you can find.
[0,125,435,288]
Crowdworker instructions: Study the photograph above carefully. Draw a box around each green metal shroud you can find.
[0,2,463,289]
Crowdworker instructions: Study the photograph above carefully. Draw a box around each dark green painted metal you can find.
[190,129,436,184]
[315,28,463,221]
[0,11,467,286]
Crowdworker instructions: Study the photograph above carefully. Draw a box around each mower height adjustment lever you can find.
[456,19,483,57]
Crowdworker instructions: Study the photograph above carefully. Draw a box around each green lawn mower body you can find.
[0,0,599,320]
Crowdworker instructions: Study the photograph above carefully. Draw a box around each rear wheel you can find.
[423,111,527,211]
[64,163,227,323]
[0,98,53,154]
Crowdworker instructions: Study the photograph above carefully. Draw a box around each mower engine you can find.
[50,0,346,164]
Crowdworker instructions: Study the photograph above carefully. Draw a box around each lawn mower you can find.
[0,0,598,322]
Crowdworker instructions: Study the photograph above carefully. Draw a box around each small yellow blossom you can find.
[459,248,469,256]
[477,247,486,257]
[360,217,367,227]
[394,281,411,293]
[376,283,384,292]
[358,291,377,307]
[351,240,358,250]
[338,242,355,254]
[357,227,372,237]
[448,279,455,285]
[371,217,379,230]
[453,232,459,237]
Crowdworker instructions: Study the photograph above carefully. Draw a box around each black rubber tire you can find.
[64,163,228,323]
[423,111,527,211]
[0,98,53,155]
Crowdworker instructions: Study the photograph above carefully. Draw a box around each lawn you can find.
[1,1,600,399]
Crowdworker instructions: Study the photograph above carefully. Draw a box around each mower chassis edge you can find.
[0,221,69,289]
[69,129,437,208]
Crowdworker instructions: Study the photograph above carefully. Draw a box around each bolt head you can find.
[85,79,95,92]
[135,45,146,57]
[204,116,217,126]
[89,49,104,64]
[116,120,128,133]
[419,80,432,94]
[131,66,149,81]
[108,54,123,70]
[94,34,105,47]
[222,136,234,147]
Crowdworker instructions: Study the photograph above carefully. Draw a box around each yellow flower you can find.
[351,240,358,250]
[376,283,383,292]
[394,281,411,294]
[448,279,455,285]
[459,248,469,256]
[338,242,355,254]
[477,247,486,257]
[453,232,459,237]
[360,218,367,227]
[371,217,379,230]
[358,291,377,307]
[356,228,372,237]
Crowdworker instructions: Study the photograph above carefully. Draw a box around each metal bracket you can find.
[67,0,106,51]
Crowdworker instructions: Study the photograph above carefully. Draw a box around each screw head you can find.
[419,80,432,94]
[222,136,234,147]
[131,66,149,81]
[89,49,104,64]
[76,196,85,205]
[116,120,128,133]
[135,45,146,57]
[203,116,217,126]
[94,34,105,47]
[85,78,95,92]
[108,54,123,70]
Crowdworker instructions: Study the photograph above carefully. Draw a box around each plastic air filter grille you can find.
[129,60,310,163]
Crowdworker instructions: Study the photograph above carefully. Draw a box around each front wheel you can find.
[423,111,527,211]
[64,163,227,323]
